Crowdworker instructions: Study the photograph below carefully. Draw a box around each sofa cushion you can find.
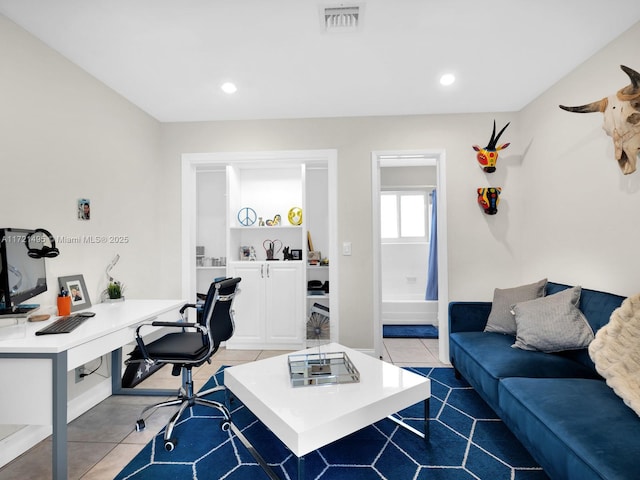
[449,331,599,413]
[484,278,547,335]
[512,286,594,353]
[499,377,640,480]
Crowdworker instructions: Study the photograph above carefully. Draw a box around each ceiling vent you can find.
[322,5,361,32]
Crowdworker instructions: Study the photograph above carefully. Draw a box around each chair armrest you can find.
[449,302,492,333]
[151,321,197,328]
[133,320,208,360]
[179,303,198,315]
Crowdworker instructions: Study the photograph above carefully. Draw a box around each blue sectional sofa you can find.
[449,282,640,480]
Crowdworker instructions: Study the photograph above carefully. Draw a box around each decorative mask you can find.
[560,65,640,175]
[477,187,501,215]
[473,121,511,172]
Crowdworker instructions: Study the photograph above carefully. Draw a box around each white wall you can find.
[518,22,640,297]
[0,15,164,306]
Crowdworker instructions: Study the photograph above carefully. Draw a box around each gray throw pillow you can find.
[484,278,547,335]
[512,286,595,353]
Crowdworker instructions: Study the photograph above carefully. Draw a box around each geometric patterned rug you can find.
[115,367,549,479]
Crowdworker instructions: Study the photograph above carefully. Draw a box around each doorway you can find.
[371,151,449,363]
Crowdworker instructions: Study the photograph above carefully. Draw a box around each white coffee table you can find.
[224,343,431,479]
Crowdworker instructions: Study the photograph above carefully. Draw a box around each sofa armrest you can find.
[449,302,492,333]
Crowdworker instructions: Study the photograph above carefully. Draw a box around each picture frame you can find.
[58,274,92,312]
[291,249,302,261]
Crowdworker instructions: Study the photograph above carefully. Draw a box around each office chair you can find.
[127,277,241,451]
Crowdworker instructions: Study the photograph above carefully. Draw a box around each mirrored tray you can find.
[288,351,360,387]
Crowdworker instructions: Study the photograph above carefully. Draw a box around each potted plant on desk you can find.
[104,281,125,303]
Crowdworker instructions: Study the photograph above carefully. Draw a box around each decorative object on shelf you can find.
[240,246,256,261]
[287,207,303,225]
[473,120,510,172]
[265,214,281,226]
[196,246,205,266]
[306,302,330,341]
[477,187,502,215]
[58,274,92,312]
[291,248,302,261]
[559,64,640,175]
[263,239,282,260]
[258,217,265,226]
[307,231,314,251]
[307,280,325,295]
[283,246,295,260]
[237,207,257,226]
[308,250,321,265]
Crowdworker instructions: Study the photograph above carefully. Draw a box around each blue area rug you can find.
[115,367,548,480]
[383,324,439,338]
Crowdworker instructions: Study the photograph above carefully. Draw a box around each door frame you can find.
[371,150,449,363]
[181,149,339,339]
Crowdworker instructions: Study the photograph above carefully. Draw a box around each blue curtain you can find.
[425,189,438,300]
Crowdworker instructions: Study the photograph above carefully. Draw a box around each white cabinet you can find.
[225,261,304,349]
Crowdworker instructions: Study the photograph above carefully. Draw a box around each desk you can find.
[0,299,184,480]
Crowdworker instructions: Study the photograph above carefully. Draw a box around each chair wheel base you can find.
[135,419,145,432]
[164,438,177,451]
[221,420,231,432]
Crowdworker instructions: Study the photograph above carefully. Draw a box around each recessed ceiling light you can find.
[221,82,237,94]
[440,74,455,86]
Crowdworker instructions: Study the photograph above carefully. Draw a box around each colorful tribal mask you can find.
[473,121,510,173]
[477,187,501,215]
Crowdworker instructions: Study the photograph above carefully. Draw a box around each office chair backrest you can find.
[200,277,241,350]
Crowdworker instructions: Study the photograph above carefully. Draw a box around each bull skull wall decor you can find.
[477,187,501,215]
[559,65,640,175]
[473,121,510,172]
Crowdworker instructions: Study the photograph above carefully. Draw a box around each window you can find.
[381,190,430,242]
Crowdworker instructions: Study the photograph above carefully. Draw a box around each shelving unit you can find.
[193,152,337,350]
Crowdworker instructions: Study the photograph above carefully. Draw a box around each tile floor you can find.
[0,338,446,479]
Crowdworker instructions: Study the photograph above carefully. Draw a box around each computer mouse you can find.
[78,312,96,317]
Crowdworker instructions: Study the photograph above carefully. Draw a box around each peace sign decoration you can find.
[237,207,257,226]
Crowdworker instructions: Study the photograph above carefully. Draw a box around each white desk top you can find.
[225,343,430,457]
[0,299,185,354]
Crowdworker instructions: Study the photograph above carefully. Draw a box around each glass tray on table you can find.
[288,351,360,387]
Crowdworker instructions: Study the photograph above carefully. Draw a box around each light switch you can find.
[342,241,352,256]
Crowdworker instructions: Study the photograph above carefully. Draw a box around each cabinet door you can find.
[226,262,266,347]
[265,262,304,345]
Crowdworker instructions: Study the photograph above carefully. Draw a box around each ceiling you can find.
[2,0,640,123]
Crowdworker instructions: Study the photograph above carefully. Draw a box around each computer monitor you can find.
[0,228,48,314]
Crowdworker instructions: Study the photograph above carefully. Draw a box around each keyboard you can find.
[35,315,89,335]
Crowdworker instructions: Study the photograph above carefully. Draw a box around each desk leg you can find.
[424,398,430,443]
[52,351,68,480]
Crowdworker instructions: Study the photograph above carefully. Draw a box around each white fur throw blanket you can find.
[589,293,640,417]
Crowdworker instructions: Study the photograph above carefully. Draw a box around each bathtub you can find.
[381,297,438,325]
